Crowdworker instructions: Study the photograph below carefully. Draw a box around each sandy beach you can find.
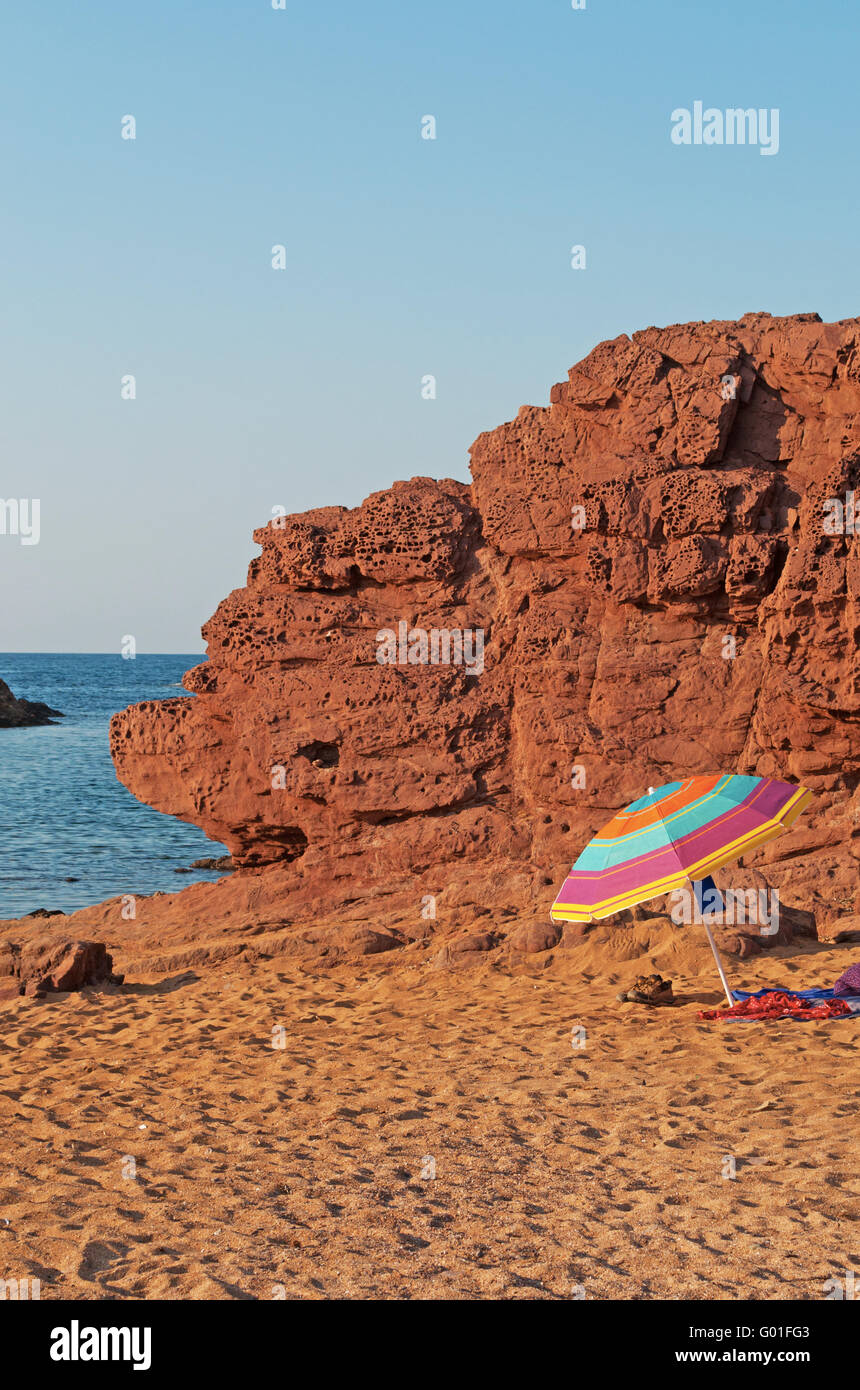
[6,0,860,1345]
[1,918,855,1301]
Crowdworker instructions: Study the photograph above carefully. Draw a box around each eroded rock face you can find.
[110,313,860,930]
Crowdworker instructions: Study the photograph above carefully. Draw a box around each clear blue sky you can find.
[1,0,857,652]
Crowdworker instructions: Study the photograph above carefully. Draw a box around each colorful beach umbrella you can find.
[551,773,812,1004]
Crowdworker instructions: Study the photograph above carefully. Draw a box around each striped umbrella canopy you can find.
[551,773,811,925]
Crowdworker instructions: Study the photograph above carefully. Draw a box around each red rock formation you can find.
[0,938,120,999]
[110,313,860,949]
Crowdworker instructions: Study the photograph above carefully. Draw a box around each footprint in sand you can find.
[77,1238,130,1283]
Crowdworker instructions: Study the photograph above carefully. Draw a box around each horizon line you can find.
[0,651,209,658]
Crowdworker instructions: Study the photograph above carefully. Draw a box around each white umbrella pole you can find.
[693,876,735,1007]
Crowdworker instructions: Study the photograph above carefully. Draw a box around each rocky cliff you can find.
[110,313,860,954]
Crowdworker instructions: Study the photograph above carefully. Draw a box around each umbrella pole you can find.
[692,876,735,1007]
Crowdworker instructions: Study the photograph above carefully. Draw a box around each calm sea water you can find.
[0,654,228,920]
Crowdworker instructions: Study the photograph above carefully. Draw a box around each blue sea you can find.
[0,654,229,920]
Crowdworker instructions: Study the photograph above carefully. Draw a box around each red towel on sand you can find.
[698,991,852,1022]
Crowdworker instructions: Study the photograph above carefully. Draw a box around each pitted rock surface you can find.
[109,314,860,943]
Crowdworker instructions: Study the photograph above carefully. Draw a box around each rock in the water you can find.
[0,678,63,728]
